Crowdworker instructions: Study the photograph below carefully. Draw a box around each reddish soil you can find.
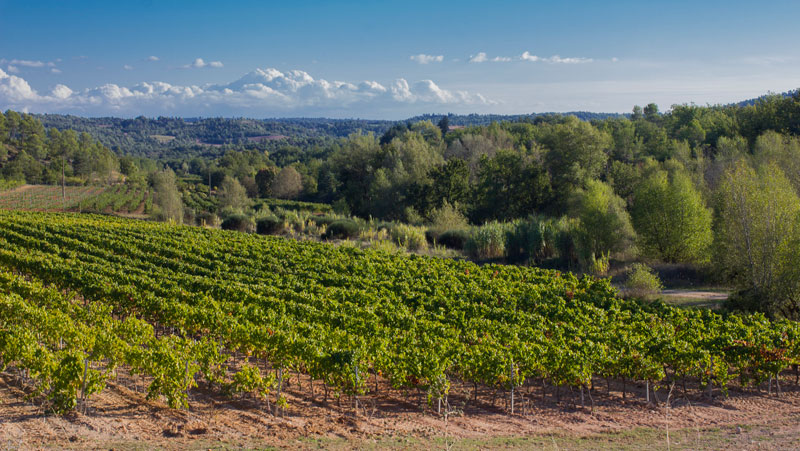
[2,368,800,449]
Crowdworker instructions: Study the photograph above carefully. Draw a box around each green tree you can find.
[217,176,249,211]
[471,149,552,222]
[151,169,183,223]
[255,166,280,197]
[271,167,304,200]
[540,116,611,197]
[714,162,800,319]
[571,179,636,260]
[631,170,712,263]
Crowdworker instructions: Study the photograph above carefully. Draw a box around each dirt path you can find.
[2,368,800,450]
[660,289,729,300]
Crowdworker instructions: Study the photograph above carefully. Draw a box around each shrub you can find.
[589,252,610,276]
[311,215,339,228]
[390,224,428,251]
[437,229,470,250]
[221,214,255,233]
[324,219,360,240]
[625,263,663,300]
[465,222,508,260]
[428,201,468,232]
[196,211,220,228]
[256,215,284,235]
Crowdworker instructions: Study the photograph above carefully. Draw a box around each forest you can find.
[3,91,800,321]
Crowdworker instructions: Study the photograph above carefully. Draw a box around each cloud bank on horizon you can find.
[0,66,493,118]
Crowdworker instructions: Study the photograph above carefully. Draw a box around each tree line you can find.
[4,89,800,318]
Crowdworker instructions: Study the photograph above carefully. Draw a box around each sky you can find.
[1,0,799,119]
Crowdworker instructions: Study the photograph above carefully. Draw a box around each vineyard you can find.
[0,185,152,215]
[0,210,798,420]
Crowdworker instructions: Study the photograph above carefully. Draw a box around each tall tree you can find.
[714,162,800,319]
[631,170,712,263]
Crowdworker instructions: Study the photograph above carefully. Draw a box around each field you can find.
[0,210,799,448]
[0,185,152,216]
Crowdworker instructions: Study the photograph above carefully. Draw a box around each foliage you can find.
[256,214,285,235]
[324,219,361,240]
[389,224,428,251]
[151,169,183,223]
[714,162,800,319]
[631,170,713,263]
[216,176,250,212]
[465,221,508,260]
[272,166,304,200]
[625,263,664,299]
[0,210,798,417]
[571,179,635,260]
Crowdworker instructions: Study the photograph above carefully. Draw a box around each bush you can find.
[625,263,663,300]
[324,219,360,240]
[221,214,255,233]
[256,215,284,235]
[390,224,428,251]
[465,222,508,260]
[196,211,220,228]
[437,229,470,250]
[311,215,339,228]
[428,201,468,231]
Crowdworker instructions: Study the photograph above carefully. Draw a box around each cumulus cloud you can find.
[469,52,488,63]
[184,58,224,69]
[492,56,512,62]
[410,54,444,64]
[123,64,134,71]
[147,56,159,61]
[6,65,19,74]
[520,52,593,64]
[50,68,62,74]
[0,67,492,117]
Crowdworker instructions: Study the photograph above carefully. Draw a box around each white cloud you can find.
[0,68,38,101]
[547,55,593,64]
[123,64,134,71]
[469,52,488,63]
[611,57,619,63]
[10,59,46,68]
[50,68,62,74]
[147,56,159,62]
[0,67,492,117]
[7,65,19,74]
[51,84,73,99]
[469,53,512,63]
[410,54,444,64]
[184,58,224,69]
[521,51,540,62]
[520,52,593,64]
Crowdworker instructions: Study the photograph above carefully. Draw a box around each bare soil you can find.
[2,367,800,450]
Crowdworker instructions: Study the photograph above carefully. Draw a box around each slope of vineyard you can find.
[0,185,152,215]
[0,210,798,424]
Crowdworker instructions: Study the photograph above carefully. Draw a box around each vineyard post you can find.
[275,367,284,416]
[707,356,714,399]
[353,364,360,412]
[81,357,89,414]
[646,380,650,404]
[509,361,515,415]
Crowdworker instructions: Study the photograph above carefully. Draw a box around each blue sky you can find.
[1,0,799,118]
